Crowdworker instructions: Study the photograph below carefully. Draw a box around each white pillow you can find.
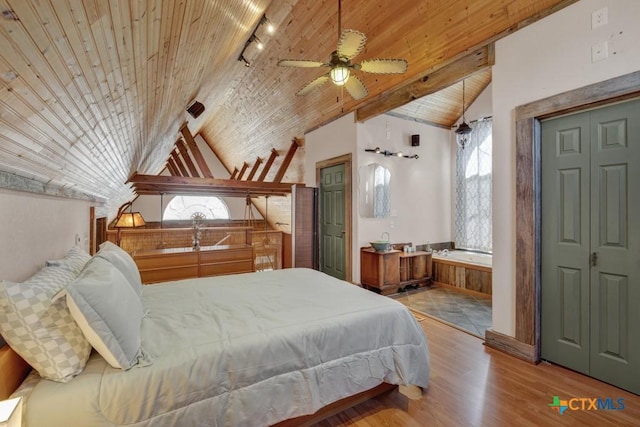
[65,257,150,370]
[0,266,91,382]
[96,241,143,295]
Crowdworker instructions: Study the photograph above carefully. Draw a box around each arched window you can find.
[454,119,492,253]
[163,196,230,220]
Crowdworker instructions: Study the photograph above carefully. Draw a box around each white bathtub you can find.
[431,250,492,268]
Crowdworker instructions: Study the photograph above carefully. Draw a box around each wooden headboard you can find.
[0,345,31,400]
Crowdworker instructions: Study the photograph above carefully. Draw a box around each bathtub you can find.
[431,250,492,294]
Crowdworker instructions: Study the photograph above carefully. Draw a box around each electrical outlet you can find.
[592,7,608,29]
[592,41,608,62]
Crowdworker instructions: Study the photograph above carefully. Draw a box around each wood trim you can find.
[176,139,200,178]
[274,138,301,183]
[273,383,395,427]
[514,71,640,362]
[0,345,31,400]
[89,206,96,255]
[485,329,536,363]
[180,123,213,178]
[356,45,495,123]
[258,148,279,181]
[315,153,353,283]
[246,157,263,181]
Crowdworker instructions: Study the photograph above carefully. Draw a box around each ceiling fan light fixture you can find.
[330,66,350,86]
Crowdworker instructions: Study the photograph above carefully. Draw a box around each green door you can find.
[320,164,346,280]
[541,99,640,394]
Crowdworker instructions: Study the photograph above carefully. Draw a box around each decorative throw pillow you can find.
[96,241,143,295]
[0,266,91,382]
[65,257,151,370]
[46,246,92,275]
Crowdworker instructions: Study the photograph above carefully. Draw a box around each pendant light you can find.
[455,79,472,149]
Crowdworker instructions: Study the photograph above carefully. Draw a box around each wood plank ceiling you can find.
[0,0,577,221]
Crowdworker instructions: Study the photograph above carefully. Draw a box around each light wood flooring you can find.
[314,314,640,426]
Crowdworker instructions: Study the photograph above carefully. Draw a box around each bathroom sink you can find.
[370,240,390,252]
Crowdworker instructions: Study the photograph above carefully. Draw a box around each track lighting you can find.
[238,14,274,67]
[365,147,418,159]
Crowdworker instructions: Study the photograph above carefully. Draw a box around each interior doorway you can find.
[316,154,352,282]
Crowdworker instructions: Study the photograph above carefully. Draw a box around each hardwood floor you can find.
[314,315,640,426]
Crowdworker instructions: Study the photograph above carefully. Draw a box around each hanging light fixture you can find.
[455,79,472,149]
[330,65,350,86]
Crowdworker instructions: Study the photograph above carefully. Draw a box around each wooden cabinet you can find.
[360,248,432,295]
[134,245,254,284]
[361,249,400,295]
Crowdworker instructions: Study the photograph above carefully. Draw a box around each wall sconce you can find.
[365,147,419,159]
[237,14,275,67]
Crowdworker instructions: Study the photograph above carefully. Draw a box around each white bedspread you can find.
[22,268,429,426]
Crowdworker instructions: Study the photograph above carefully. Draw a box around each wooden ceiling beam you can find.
[128,173,302,197]
[180,123,213,178]
[236,162,249,180]
[230,167,239,180]
[171,149,189,177]
[258,148,279,182]
[166,159,179,176]
[273,138,301,183]
[355,45,495,123]
[176,139,200,178]
[246,157,263,181]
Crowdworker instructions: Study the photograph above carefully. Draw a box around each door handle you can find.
[341,230,346,235]
[590,252,598,267]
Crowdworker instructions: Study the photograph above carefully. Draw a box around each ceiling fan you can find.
[277,0,408,100]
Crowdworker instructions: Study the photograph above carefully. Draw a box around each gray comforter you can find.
[21,268,429,426]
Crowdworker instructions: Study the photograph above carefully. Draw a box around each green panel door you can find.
[320,163,346,280]
[541,111,591,374]
[589,99,640,393]
[541,99,640,394]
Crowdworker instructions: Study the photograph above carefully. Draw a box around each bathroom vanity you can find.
[360,247,432,295]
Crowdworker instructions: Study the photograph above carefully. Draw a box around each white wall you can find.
[357,114,451,258]
[305,112,453,283]
[131,134,261,221]
[492,0,640,336]
[0,189,91,282]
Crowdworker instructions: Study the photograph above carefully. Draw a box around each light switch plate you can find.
[592,7,608,29]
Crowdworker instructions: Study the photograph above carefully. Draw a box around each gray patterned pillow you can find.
[46,246,92,275]
[0,266,91,382]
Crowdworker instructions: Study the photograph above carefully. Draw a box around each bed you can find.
[1,251,429,426]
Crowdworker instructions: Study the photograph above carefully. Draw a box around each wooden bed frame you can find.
[0,345,30,400]
[0,343,420,425]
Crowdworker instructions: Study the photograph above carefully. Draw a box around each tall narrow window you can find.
[454,119,492,253]
[163,196,230,220]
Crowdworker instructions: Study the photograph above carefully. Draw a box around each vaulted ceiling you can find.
[0,0,577,221]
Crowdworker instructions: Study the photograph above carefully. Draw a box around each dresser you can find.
[134,244,254,284]
[360,247,432,295]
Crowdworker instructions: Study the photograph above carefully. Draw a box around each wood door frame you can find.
[495,71,640,363]
[316,153,353,283]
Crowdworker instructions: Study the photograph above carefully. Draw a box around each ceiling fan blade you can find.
[296,75,330,96]
[344,75,368,100]
[337,29,367,60]
[359,58,408,74]
[278,59,326,68]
